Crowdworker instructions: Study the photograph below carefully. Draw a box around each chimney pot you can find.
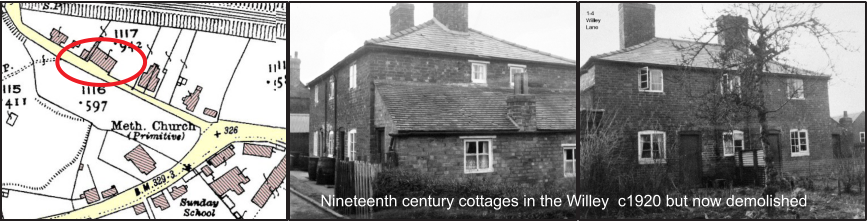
[433,3,468,32]
[390,3,414,34]
[619,3,655,49]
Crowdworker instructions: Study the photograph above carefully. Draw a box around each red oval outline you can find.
[55,37,146,87]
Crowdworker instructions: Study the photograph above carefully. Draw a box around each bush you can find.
[372,168,576,219]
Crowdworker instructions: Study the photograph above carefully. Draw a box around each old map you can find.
[1,3,287,219]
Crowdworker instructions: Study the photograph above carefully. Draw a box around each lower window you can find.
[790,129,810,157]
[563,144,576,177]
[638,131,666,164]
[464,139,493,173]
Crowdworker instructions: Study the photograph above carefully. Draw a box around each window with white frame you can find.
[313,131,319,156]
[329,77,335,100]
[563,144,576,177]
[786,79,805,99]
[463,137,493,173]
[509,64,526,88]
[722,130,744,157]
[721,74,741,95]
[639,67,663,92]
[347,129,357,161]
[327,131,334,157]
[638,131,666,164]
[349,63,357,89]
[470,60,488,83]
[314,85,319,103]
[790,129,809,156]
[860,132,865,143]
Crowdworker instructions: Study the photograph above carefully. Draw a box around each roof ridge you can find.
[468,28,576,64]
[365,20,435,44]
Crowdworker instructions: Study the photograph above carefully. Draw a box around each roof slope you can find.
[583,38,823,76]
[376,81,576,132]
[366,19,576,66]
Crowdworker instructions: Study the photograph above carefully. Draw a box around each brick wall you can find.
[393,133,576,184]
[587,61,834,178]
[310,50,576,162]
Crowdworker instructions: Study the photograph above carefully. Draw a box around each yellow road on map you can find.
[4,3,286,219]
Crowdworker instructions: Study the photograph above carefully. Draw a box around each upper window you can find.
[470,60,489,84]
[860,132,865,143]
[639,67,663,92]
[349,64,357,89]
[786,79,805,100]
[314,85,319,103]
[347,129,357,161]
[563,144,576,177]
[329,77,335,101]
[508,64,526,88]
[722,130,744,157]
[464,138,493,173]
[790,129,809,157]
[638,130,666,164]
[721,74,741,95]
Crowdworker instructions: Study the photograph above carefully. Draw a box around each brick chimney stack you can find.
[433,3,468,32]
[390,3,414,34]
[507,72,536,131]
[717,15,749,52]
[619,3,655,49]
[840,111,853,127]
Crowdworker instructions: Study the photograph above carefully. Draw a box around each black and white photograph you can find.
[289,2,577,220]
[580,2,866,220]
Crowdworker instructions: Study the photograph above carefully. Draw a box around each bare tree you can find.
[672,3,857,216]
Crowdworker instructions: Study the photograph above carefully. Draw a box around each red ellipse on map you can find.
[55,37,146,87]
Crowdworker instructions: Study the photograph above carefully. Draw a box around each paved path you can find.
[290,191,338,219]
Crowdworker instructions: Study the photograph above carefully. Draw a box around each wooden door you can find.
[679,133,702,187]
[766,131,781,171]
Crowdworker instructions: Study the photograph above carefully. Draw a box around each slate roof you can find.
[582,38,824,76]
[375,81,576,132]
[308,18,576,86]
[367,19,576,66]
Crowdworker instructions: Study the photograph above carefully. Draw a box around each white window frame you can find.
[508,64,526,88]
[470,60,489,84]
[638,130,666,164]
[720,74,741,95]
[786,78,805,100]
[347,129,356,161]
[860,132,865,143]
[327,131,334,158]
[563,144,576,177]
[639,67,663,92]
[790,129,810,157]
[314,85,319,103]
[722,130,744,157]
[312,131,319,157]
[463,138,494,174]
[349,63,357,89]
[329,77,335,101]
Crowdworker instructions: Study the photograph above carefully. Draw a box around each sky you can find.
[289,3,577,84]
[579,3,866,117]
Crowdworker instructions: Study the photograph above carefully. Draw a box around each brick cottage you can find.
[580,3,859,186]
[306,3,577,184]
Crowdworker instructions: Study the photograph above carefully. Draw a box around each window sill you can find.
[723,154,735,157]
[639,159,667,165]
[791,152,810,157]
[639,90,665,94]
[564,174,575,178]
[788,98,806,100]
[464,169,494,174]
